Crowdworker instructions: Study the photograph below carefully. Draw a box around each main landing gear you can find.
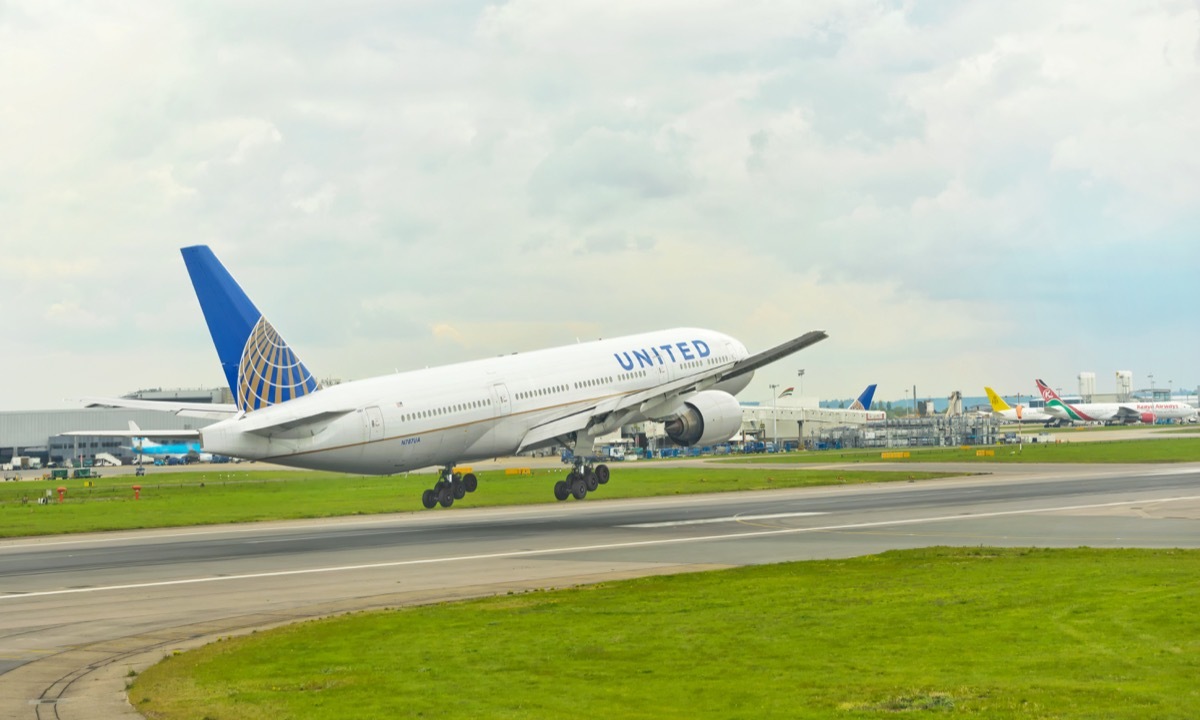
[553,459,609,502]
[421,465,478,510]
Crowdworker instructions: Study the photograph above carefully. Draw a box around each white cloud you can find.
[1,0,1197,409]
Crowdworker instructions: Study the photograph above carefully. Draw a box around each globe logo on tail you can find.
[237,317,319,412]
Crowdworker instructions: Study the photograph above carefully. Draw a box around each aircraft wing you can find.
[79,396,238,421]
[718,330,828,382]
[516,329,828,453]
[1113,405,1143,422]
[59,429,201,439]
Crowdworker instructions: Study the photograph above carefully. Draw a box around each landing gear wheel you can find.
[438,485,455,508]
[462,473,478,493]
[584,469,599,492]
[554,480,570,501]
[421,489,437,509]
[596,464,610,484]
[452,478,466,500]
[570,477,588,500]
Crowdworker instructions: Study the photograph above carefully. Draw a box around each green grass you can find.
[0,466,951,538]
[129,547,1200,719]
[722,437,1200,464]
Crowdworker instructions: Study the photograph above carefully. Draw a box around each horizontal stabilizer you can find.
[79,396,238,421]
[232,407,356,437]
[59,428,201,439]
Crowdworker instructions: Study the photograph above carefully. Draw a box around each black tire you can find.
[463,473,478,493]
[553,480,569,501]
[571,478,587,500]
[421,489,437,509]
[438,485,455,508]
[435,478,449,492]
[452,478,466,500]
[596,464,610,484]
[584,469,599,492]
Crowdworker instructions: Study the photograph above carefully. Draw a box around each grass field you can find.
[722,437,1200,465]
[129,547,1200,719]
[0,466,952,538]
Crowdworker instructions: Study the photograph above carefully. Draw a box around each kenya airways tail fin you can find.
[1035,379,1060,403]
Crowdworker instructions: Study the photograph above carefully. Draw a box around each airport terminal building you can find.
[1,388,229,467]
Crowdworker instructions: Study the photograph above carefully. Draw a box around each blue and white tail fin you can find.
[848,384,877,411]
[181,245,319,413]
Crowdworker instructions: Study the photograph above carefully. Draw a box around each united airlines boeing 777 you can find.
[94,246,827,509]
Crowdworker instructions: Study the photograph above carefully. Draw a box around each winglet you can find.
[181,246,320,413]
[849,384,877,411]
[984,387,1011,412]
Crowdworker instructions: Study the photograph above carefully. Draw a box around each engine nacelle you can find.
[664,390,744,447]
[1140,412,1156,424]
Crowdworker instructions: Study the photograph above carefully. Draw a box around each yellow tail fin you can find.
[984,387,1012,412]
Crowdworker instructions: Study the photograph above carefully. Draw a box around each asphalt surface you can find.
[1,461,1199,719]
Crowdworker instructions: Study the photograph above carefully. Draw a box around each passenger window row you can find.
[400,397,491,423]
[576,376,613,389]
[517,385,568,401]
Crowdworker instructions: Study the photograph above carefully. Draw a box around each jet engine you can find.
[664,390,744,447]
[1140,412,1156,424]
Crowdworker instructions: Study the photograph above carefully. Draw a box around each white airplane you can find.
[1036,379,1198,425]
[984,387,1054,424]
[90,246,827,509]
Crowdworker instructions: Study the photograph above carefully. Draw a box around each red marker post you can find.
[56,487,66,503]
[133,485,142,500]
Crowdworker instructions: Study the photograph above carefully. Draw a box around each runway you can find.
[1,463,1199,719]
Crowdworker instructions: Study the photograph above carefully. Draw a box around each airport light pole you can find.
[797,369,805,396]
[769,384,779,449]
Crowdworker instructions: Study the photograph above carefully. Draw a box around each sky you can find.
[2,0,1198,411]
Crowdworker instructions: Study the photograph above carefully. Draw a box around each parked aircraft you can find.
[60,421,206,463]
[848,384,878,411]
[128,425,211,463]
[90,246,827,509]
[984,387,1054,424]
[1035,380,1198,424]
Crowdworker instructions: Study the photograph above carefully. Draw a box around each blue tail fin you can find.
[849,384,877,411]
[181,246,319,412]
